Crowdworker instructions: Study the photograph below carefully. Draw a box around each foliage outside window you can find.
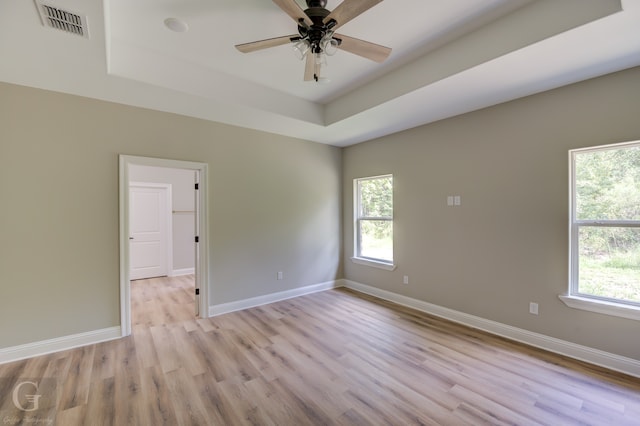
[355,175,393,264]
[570,141,640,307]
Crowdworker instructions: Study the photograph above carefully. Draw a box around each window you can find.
[568,141,640,312]
[353,175,394,268]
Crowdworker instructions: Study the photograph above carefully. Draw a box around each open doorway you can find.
[119,155,209,337]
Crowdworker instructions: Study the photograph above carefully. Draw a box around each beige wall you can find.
[2,67,639,360]
[0,83,342,348]
[343,67,640,361]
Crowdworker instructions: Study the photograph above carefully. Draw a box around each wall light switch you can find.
[454,196,461,206]
[447,196,454,206]
[277,271,283,280]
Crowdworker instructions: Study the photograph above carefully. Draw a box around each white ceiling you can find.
[1,0,639,147]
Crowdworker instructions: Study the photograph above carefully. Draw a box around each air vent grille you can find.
[35,1,89,38]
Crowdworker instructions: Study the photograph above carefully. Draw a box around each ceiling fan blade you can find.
[235,35,298,53]
[334,34,391,62]
[304,53,315,81]
[323,0,383,30]
[272,0,313,27]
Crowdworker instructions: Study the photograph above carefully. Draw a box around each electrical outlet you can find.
[277,271,283,280]
[403,275,409,285]
[529,302,539,315]
[447,195,461,206]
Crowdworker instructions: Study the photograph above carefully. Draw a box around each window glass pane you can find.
[578,226,640,303]
[359,177,393,218]
[575,145,640,221]
[359,220,393,261]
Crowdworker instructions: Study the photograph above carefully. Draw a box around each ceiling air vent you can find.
[34,0,89,38]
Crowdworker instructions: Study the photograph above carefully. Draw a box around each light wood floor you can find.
[1,275,640,425]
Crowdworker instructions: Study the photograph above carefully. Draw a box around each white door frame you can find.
[129,182,173,280]
[119,155,209,337]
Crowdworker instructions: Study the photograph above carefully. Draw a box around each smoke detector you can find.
[34,0,89,38]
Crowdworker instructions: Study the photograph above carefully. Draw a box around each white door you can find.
[129,184,171,280]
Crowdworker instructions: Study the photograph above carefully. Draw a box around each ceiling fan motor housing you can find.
[306,0,327,8]
[299,0,334,53]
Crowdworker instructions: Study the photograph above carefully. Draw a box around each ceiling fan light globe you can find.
[292,40,310,60]
[322,38,339,56]
[315,52,327,66]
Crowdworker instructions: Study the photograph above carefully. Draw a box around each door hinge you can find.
[195,236,199,243]
[195,288,200,296]
[195,183,199,190]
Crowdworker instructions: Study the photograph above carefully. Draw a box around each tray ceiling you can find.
[1,0,639,146]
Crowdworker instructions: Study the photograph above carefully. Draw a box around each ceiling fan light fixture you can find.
[235,0,392,82]
[321,37,338,56]
[292,40,311,60]
[314,52,327,66]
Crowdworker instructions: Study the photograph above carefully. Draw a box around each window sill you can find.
[558,294,640,321]
[351,257,397,271]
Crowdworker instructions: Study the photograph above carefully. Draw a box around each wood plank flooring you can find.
[1,275,640,425]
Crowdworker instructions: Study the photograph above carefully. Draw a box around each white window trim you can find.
[353,174,395,270]
[351,256,397,271]
[558,294,640,321]
[563,140,640,321]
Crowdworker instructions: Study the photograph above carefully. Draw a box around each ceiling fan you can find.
[235,0,391,82]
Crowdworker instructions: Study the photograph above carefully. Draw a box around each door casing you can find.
[119,155,209,336]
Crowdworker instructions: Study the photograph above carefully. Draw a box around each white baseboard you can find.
[0,326,122,365]
[171,267,195,277]
[6,281,636,378]
[209,280,340,316]
[342,279,640,379]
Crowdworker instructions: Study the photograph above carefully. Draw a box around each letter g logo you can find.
[12,381,41,412]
